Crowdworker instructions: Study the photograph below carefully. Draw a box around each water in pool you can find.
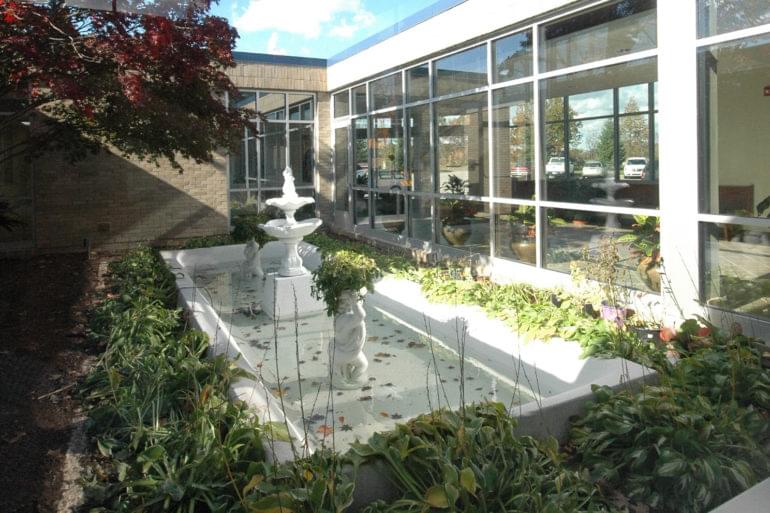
[192,264,534,450]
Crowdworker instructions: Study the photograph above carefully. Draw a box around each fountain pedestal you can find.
[257,167,326,320]
[262,273,326,320]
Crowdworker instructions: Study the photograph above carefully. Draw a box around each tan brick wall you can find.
[23,59,333,254]
[228,62,327,92]
[33,149,229,252]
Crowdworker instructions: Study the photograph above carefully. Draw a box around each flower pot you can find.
[600,303,628,327]
[510,239,536,263]
[637,257,661,293]
[442,221,472,246]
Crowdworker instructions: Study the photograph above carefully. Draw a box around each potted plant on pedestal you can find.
[618,215,661,293]
[440,174,477,246]
[507,203,566,262]
[311,250,382,388]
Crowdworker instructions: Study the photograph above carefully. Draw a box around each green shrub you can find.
[312,249,383,316]
[569,382,770,513]
[232,210,275,246]
[181,234,233,249]
[352,403,614,513]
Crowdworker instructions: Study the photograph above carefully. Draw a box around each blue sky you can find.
[211,0,441,58]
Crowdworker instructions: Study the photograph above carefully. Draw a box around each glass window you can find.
[371,111,405,190]
[374,192,406,235]
[438,200,490,251]
[288,94,313,121]
[353,117,369,187]
[492,83,534,200]
[494,203,537,265]
[544,208,661,293]
[541,0,657,72]
[334,127,349,211]
[702,222,770,320]
[370,73,403,111]
[259,92,285,120]
[230,91,256,111]
[406,104,432,193]
[541,58,658,208]
[229,135,247,188]
[699,35,770,218]
[436,93,489,196]
[289,123,314,185]
[409,196,433,242]
[433,45,487,98]
[354,189,369,226]
[406,64,430,103]
[698,0,770,38]
[260,122,286,187]
[492,30,533,83]
[334,91,350,118]
[352,85,367,115]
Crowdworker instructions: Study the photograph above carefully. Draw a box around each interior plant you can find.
[617,215,661,292]
[506,202,565,262]
[311,249,383,316]
[440,174,477,246]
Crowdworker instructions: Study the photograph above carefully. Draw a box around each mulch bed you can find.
[0,253,105,513]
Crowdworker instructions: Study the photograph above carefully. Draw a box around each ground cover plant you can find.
[568,325,770,513]
[352,403,616,513]
[79,247,355,512]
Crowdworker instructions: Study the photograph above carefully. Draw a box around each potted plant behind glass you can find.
[440,174,477,246]
[508,203,566,262]
[617,214,661,293]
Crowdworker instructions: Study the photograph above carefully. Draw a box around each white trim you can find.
[697,214,770,229]
[695,22,770,48]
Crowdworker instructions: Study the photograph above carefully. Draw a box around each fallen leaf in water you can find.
[367,336,379,341]
[340,424,353,432]
[359,396,372,401]
[374,352,392,358]
[317,425,333,436]
[338,416,345,424]
[407,341,426,349]
[391,413,403,420]
[379,412,390,418]
[361,385,372,392]
[373,358,382,363]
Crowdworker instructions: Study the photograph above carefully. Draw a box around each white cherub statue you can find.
[282,167,298,198]
[332,289,368,387]
[242,238,264,279]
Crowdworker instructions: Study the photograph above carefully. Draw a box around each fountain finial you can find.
[282,167,298,198]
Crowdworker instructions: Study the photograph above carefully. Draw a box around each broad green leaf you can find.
[424,486,449,509]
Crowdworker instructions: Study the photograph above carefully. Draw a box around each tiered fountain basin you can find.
[161,242,653,454]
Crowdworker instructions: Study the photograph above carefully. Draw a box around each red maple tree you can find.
[0,0,253,169]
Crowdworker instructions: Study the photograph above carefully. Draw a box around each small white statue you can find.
[242,238,264,279]
[333,289,368,387]
[282,167,298,198]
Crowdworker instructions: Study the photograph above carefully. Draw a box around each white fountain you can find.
[258,167,326,319]
[590,177,634,229]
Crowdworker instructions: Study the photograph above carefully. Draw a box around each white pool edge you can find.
[162,243,656,456]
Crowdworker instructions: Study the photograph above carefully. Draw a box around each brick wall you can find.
[33,149,229,253]
[16,57,333,254]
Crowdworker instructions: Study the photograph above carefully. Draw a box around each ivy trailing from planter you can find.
[312,249,383,316]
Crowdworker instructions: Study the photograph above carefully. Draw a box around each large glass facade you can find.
[229,90,315,217]
[697,6,770,321]
[542,58,658,208]
[331,0,662,294]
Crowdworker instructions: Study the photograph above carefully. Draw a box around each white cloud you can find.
[234,0,375,39]
[267,32,287,55]
[329,10,375,38]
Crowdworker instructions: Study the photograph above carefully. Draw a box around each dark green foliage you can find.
[231,210,276,246]
[352,403,615,513]
[569,339,770,513]
[181,210,276,249]
[312,249,383,316]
